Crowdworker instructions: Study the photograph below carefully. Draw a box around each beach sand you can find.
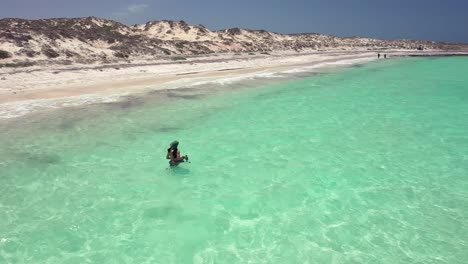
[0,50,466,119]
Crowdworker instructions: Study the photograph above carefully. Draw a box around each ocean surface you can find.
[1,57,467,263]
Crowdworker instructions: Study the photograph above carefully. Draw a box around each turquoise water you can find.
[1,57,468,263]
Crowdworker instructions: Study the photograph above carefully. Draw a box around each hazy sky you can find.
[1,0,467,43]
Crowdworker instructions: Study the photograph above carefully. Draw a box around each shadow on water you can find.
[58,120,75,130]
[143,205,180,219]
[166,87,193,93]
[95,141,124,149]
[13,152,61,165]
[166,92,204,100]
[163,87,206,100]
[156,127,181,133]
[292,72,323,79]
[109,96,146,109]
[137,124,183,134]
[166,166,191,176]
[147,87,193,96]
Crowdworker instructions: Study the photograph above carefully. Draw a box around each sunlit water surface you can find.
[1,57,467,263]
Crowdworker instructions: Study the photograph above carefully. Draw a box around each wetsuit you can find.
[167,148,183,166]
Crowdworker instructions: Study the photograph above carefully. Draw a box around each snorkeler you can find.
[166,140,188,166]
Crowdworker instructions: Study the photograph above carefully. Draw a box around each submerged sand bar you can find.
[0,50,467,119]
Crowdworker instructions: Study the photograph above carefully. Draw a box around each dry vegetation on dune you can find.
[1,16,467,66]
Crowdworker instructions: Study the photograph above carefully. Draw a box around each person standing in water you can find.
[166,140,188,166]
[378,53,381,59]
[384,54,387,59]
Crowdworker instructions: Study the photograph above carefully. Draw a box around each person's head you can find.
[170,140,179,149]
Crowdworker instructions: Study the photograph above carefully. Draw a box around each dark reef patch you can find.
[143,205,178,219]
[155,127,181,133]
[15,152,61,165]
[166,92,203,100]
[111,96,145,109]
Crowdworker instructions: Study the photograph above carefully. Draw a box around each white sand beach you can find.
[0,50,466,119]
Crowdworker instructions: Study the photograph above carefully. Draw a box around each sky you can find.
[1,0,467,43]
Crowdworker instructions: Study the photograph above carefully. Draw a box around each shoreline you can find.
[1,50,467,120]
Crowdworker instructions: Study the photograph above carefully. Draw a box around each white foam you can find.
[0,94,122,119]
[281,57,374,74]
[0,55,376,119]
[182,71,282,87]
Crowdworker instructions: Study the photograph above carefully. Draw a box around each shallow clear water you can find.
[1,57,468,263]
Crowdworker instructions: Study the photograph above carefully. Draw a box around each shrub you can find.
[162,49,172,55]
[42,48,60,58]
[172,56,187,61]
[17,48,37,58]
[114,51,129,58]
[0,50,12,59]
[0,61,35,68]
[65,50,79,58]
[62,60,73,65]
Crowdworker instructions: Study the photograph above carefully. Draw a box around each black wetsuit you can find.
[167,148,183,165]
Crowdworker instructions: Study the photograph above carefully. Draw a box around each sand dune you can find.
[1,17,468,119]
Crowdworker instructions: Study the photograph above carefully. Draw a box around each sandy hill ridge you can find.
[1,16,467,66]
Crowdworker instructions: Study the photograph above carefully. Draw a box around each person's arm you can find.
[171,150,187,162]
[172,150,184,161]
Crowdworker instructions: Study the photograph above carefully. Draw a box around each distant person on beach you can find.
[378,53,380,59]
[166,140,188,166]
[384,54,387,59]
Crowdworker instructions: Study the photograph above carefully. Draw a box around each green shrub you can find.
[172,56,187,61]
[0,50,12,59]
